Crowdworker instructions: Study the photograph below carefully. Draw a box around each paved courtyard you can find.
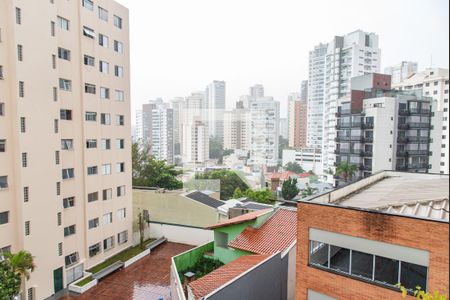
[59,242,193,300]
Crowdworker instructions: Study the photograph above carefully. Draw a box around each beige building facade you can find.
[0,0,132,299]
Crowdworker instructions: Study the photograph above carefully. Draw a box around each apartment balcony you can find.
[399,109,410,116]
[362,123,374,130]
[362,137,373,143]
[398,123,409,130]
[335,149,351,155]
[410,109,431,116]
[406,136,431,143]
[396,164,408,171]
[396,150,407,157]
[407,163,429,169]
[335,122,351,129]
[335,110,351,117]
[408,123,431,129]
[362,164,372,171]
[335,136,364,142]
[406,150,430,156]
[363,151,373,157]
[397,137,408,143]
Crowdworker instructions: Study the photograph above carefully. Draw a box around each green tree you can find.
[209,137,234,164]
[281,178,299,200]
[398,285,447,299]
[132,142,183,190]
[196,170,249,200]
[233,188,276,204]
[0,261,21,300]
[335,162,358,182]
[279,136,289,159]
[301,184,318,198]
[284,162,305,174]
[5,251,35,280]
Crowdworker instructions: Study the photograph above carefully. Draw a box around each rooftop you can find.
[270,171,311,181]
[188,254,269,299]
[309,171,449,222]
[185,191,224,209]
[206,208,274,229]
[228,209,297,255]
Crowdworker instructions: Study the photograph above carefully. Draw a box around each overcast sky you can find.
[115,0,449,119]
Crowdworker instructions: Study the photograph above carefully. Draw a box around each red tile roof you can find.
[188,255,269,299]
[228,209,297,255]
[206,208,274,229]
[270,171,311,181]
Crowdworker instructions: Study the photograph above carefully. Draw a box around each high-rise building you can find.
[205,81,226,141]
[134,109,143,141]
[288,93,308,149]
[0,1,132,298]
[300,80,308,101]
[170,97,185,156]
[248,97,280,168]
[393,68,449,174]
[280,118,289,140]
[384,61,418,85]
[150,101,174,164]
[322,30,381,179]
[334,73,436,183]
[307,44,327,148]
[249,84,264,99]
[223,106,251,151]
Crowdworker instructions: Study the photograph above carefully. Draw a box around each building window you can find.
[15,7,21,25]
[117,208,126,220]
[102,164,112,175]
[101,113,111,125]
[87,166,98,175]
[100,87,110,99]
[98,7,108,21]
[56,182,61,196]
[85,112,97,122]
[20,117,26,133]
[59,78,72,91]
[57,212,62,226]
[58,243,63,256]
[117,231,128,244]
[85,83,96,94]
[99,61,109,74]
[23,187,29,202]
[88,192,99,203]
[101,139,111,150]
[19,81,24,97]
[65,252,79,268]
[84,55,95,66]
[25,221,30,235]
[116,115,125,126]
[116,162,125,173]
[61,139,74,150]
[0,103,4,116]
[27,288,34,300]
[115,90,125,102]
[103,236,114,251]
[116,139,125,149]
[98,34,109,47]
[64,225,76,237]
[102,213,112,225]
[55,151,60,164]
[82,0,94,11]
[86,139,97,149]
[17,44,23,61]
[51,21,55,36]
[57,16,70,31]
[53,87,58,101]
[89,243,101,257]
[62,168,75,180]
[114,40,123,53]
[88,218,99,229]
[0,139,5,152]
[58,47,71,61]
[55,119,59,133]
[0,211,9,225]
[0,176,8,189]
[102,188,112,201]
[21,153,27,167]
[63,197,75,209]
[82,26,95,39]
[0,66,3,80]
[117,185,126,197]
[113,15,122,29]
[60,109,73,120]
[52,54,57,69]
[114,65,124,77]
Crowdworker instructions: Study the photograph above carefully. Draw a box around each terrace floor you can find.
[58,242,193,300]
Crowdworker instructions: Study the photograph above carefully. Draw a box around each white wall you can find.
[145,223,213,246]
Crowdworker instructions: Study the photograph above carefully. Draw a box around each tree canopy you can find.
[0,251,35,300]
[196,170,249,200]
[284,162,305,174]
[132,142,183,190]
[335,162,358,182]
[209,136,233,164]
[281,178,299,200]
[233,187,276,204]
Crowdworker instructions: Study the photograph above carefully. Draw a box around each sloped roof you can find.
[374,198,449,221]
[270,171,311,181]
[188,255,269,299]
[185,191,224,209]
[228,209,297,254]
[206,209,274,229]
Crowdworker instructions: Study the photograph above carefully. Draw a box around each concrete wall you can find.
[144,222,213,246]
[296,202,449,299]
[206,253,288,300]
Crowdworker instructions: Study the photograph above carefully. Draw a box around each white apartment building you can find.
[0,0,132,299]
[170,97,185,156]
[134,109,143,141]
[205,81,226,141]
[394,68,450,174]
[248,97,280,168]
[384,61,418,85]
[282,148,323,175]
[249,84,265,99]
[307,44,327,149]
[150,102,174,164]
[322,30,381,181]
[223,108,251,151]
